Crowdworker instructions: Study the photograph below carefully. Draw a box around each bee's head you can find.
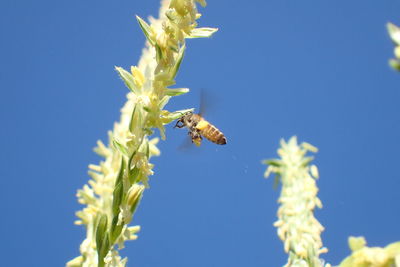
[178,110,193,121]
[183,110,196,122]
[174,110,193,128]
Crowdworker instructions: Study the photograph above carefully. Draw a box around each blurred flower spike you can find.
[387,22,400,71]
[338,236,400,267]
[67,0,217,266]
[263,136,329,267]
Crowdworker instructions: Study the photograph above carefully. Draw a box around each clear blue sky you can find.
[1,0,400,266]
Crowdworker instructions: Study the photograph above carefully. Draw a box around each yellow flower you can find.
[263,137,327,267]
[338,237,400,267]
[131,66,146,88]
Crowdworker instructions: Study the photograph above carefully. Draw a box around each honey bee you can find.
[174,111,227,146]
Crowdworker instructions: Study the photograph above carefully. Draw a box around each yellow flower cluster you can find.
[338,236,400,267]
[67,1,217,266]
[263,137,328,267]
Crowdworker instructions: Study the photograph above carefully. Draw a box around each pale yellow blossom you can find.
[263,136,327,267]
[338,236,400,267]
[68,1,217,266]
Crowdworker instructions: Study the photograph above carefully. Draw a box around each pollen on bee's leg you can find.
[193,138,202,147]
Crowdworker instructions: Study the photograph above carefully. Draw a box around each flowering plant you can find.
[67,1,217,266]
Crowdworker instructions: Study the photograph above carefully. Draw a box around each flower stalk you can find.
[67,1,217,266]
[263,136,328,267]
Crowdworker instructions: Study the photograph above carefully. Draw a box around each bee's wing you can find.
[178,135,197,152]
[199,88,207,116]
[198,89,219,117]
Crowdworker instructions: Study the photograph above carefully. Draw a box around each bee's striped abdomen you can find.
[199,122,227,145]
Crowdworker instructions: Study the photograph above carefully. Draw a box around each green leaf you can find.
[155,43,163,62]
[129,103,143,132]
[98,235,110,267]
[262,159,281,167]
[136,15,155,45]
[115,158,125,186]
[143,106,151,113]
[112,181,124,217]
[112,139,129,157]
[128,166,141,184]
[128,105,137,133]
[115,67,139,95]
[163,108,194,122]
[145,140,150,158]
[96,215,108,256]
[110,215,124,244]
[165,88,189,96]
[170,44,185,79]
[127,150,138,171]
[159,96,171,109]
[169,44,179,53]
[186,27,218,38]
[273,174,281,190]
[112,159,125,217]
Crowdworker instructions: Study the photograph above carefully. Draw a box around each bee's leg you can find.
[174,120,184,128]
[189,130,202,142]
[190,130,202,146]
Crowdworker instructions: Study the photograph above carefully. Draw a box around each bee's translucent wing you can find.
[199,88,206,116]
[199,88,213,117]
[178,135,193,151]
[178,135,202,152]
[198,88,219,117]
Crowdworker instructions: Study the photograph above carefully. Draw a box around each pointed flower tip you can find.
[187,27,219,38]
[115,66,141,95]
[136,15,155,45]
[302,142,318,153]
[387,22,398,33]
[165,87,189,96]
[66,256,84,267]
[387,22,400,45]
